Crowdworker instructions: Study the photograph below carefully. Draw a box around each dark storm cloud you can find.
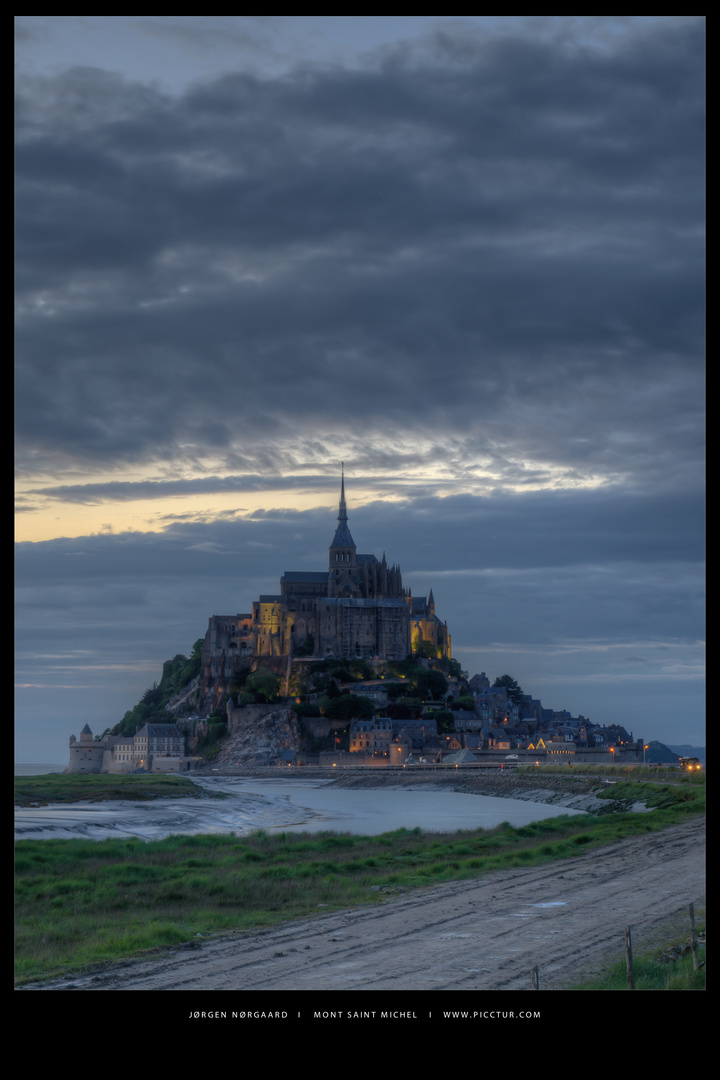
[16,486,704,613]
[15,19,704,479]
[31,473,332,503]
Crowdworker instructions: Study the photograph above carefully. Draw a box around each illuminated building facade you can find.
[202,472,451,676]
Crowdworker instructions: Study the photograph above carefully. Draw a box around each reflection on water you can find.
[14,776,585,842]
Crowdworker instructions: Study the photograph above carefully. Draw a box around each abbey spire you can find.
[339,463,348,521]
[329,463,356,556]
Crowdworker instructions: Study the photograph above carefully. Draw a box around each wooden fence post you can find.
[689,903,699,971]
[625,926,634,989]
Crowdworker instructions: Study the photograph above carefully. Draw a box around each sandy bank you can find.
[194,766,617,814]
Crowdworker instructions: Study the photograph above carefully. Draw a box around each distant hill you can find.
[644,740,681,763]
[668,744,706,764]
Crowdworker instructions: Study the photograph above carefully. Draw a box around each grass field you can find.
[568,906,706,990]
[14,773,218,807]
[15,776,704,986]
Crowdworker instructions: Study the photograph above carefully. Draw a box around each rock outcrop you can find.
[208,707,300,769]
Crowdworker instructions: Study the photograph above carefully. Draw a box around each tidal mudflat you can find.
[15,775,586,841]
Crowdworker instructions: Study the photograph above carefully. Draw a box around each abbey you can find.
[202,473,451,681]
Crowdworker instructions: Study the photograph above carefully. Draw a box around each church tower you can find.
[328,465,360,597]
[202,461,448,671]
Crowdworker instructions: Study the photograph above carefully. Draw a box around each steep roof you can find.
[135,723,181,737]
[330,469,356,550]
[281,572,328,582]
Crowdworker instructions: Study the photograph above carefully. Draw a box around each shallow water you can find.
[14,776,584,841]
[14,764,66,776]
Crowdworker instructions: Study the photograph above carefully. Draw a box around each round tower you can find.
[67,724,105,774]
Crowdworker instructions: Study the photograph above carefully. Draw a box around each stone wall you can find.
[67,744,105,774]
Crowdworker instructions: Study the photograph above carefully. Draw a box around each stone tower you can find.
[67,723,105,774]
[329,464,360,597]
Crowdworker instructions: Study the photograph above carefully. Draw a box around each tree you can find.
[446,659,468,680]
[450,695,475,711]
[386,699,422,720]
[142,682,162,706]
[323,694,374,721]
[427,708,454,733]
[492,674,524,707]
[241,668,280,704]
[412,668,448,701]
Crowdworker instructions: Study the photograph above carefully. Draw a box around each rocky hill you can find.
[204,707,300,770]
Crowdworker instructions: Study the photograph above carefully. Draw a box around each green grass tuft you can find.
[14,773,215,807]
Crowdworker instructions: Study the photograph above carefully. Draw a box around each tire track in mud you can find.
[21,817,704,991]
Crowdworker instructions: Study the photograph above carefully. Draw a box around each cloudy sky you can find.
[15,16,705,763]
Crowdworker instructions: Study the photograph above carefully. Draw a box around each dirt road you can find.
[25,817,704,991]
